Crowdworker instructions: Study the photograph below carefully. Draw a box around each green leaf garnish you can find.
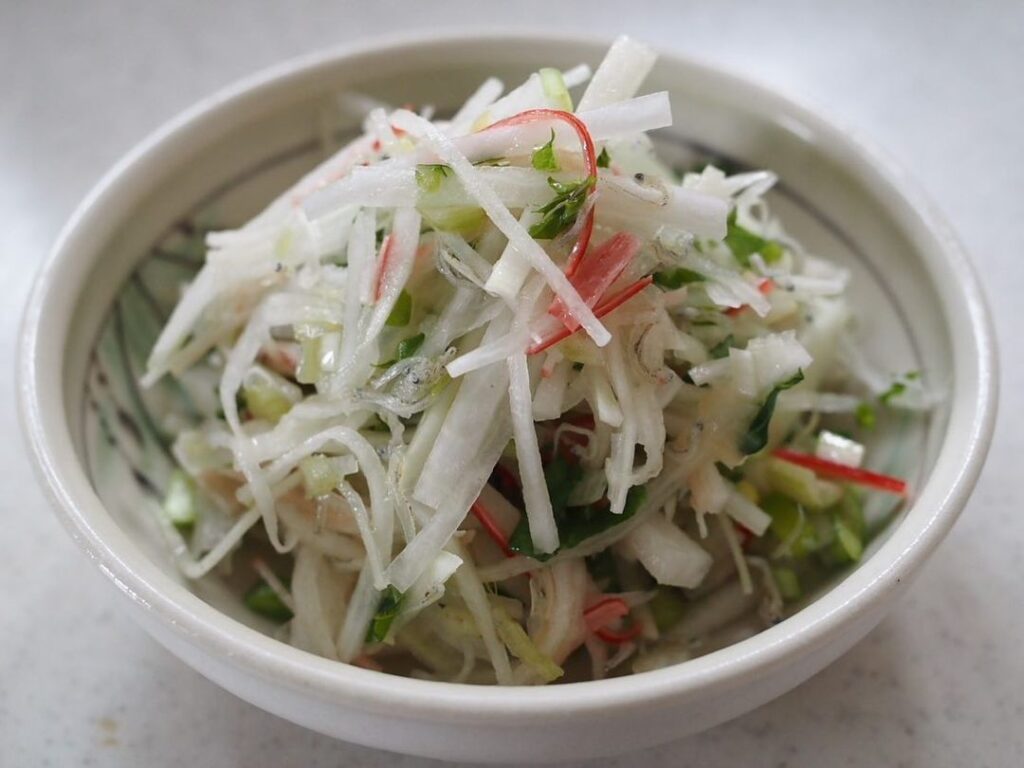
[878,381,906,405]
[739,370,805,454]
[596,147,611,168]
[653,267,705,289]
[366,585,403,643]
[386,290,412,327]
[724,210,785,267]
[528,176,595,240]
[508,456,647,560]
[245,581,293,623]
[415,164,452,194]
[531,130,560,172]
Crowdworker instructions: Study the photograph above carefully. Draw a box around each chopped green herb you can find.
[905,370,920,381]
[245,581,293,623]
[528,176,595,240]
[596,147,611,168]
[653,267,705,289]
[396,332,425,360]
[855,402,877,429]
[531,130,560,172]
[879,381,906,405]
[709,335,735,360]
[366,586,403,643]
[162,469,197,530]
[739,370,805,454]
[724,210,785,267]
[509,456,647,560]
[415,163,452,194]
[386,290,412,327]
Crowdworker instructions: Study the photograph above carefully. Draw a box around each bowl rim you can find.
[18,29,998,721]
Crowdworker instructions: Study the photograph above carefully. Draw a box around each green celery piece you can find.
[739,370,805,455]
[366,586,404,643]
[531,130,560,172]
[162,469,197,529]
[245,582,293,623]
[386,290,413,327]
[652,267,705,289]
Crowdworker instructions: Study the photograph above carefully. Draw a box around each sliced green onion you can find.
[539,67,572,111]
[649,587,687,632]
[162,469,197,529]
[596,146,611,168]
[763,493,818,558]
[772,566,802,600]
[397,332,425,360]
[767,457,843,510]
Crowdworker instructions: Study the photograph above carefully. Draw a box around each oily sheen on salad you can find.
[143,37,928,684]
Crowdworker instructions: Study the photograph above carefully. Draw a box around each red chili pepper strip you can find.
[724,278,776,317]
[584,597,641,645]
[483,109,597,275]
[470,499,514,558]
[772,448,908,496]
[528,275,653,356]
[583,597,630,630]
[594,624,643,645]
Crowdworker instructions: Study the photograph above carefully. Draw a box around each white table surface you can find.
[3,2,1022,766]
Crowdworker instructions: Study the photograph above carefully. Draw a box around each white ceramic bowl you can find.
[19,32,997,763]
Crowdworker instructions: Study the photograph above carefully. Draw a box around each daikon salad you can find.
[143,37,926,684]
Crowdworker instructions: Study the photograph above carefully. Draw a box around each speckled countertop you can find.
[2,2,1022,766]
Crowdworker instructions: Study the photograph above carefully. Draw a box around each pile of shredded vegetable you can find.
[144,37,933,683]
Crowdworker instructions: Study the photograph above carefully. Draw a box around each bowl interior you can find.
[68,41,949,642]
